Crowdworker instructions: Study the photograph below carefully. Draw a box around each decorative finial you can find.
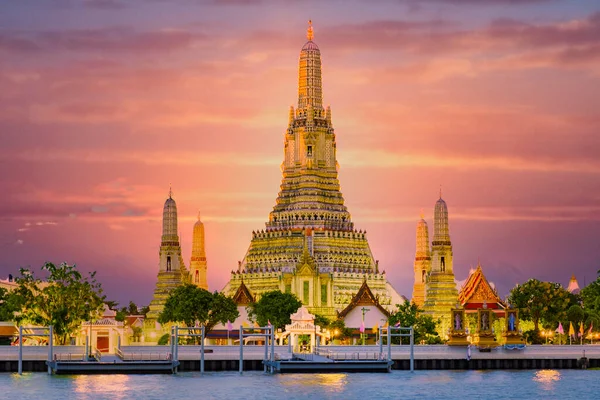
[420,208,424,219]
[197,210,202,221]
[169,184,173,199]
[439,185,442,199]
[307,20,314,41]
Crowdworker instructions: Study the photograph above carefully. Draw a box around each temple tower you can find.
[222,21,403,318]
[190,212,208,290]
[423,192,458,334]
[411,211,431,307]
[147,189,189,321]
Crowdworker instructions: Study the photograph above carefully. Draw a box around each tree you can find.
[158,284,238,339]
[329,319,353,343]
[566,304,585,324]
[388,300,441,344]
[313,313,330,328]
[507,279,575,331]
[581,275,600,311]
[0,287,22,322]
[13,262,105,345]
[247,290,302,330]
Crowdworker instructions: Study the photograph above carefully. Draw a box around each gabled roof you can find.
[232,280,255,305]
[458,264,505,310]
[338,280,390,318]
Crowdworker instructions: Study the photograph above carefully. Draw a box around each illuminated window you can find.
[307,145,312,157]
[441,256,445,272]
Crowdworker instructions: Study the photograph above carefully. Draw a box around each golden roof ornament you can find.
[307,20,314,41]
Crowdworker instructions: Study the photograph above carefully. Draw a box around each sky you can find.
[1,0,599,306]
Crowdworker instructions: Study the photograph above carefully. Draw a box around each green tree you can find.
[388,300,441,344]
[329,319,353,343]
[158,284,238,339]
[581,275,600,311]
[127,301,139,315]
[566,304,585,324]
[313,313,330,328]
[13,262,105,345]
[0,287,23,322]
[247,290,302,330]
[507,279,575,331]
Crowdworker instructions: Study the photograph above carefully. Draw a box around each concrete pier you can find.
[1,345,598,372]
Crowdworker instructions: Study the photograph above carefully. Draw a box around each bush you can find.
[523,329,543,344]
[157,333,170,345]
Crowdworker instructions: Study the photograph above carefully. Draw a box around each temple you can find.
[146,190,190,322]
[411,211,431,307]
[423,193,458,333]
[222,21,403,319]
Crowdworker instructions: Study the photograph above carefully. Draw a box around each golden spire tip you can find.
[307,20,314,41]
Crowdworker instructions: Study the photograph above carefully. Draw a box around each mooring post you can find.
[174,326,179,373]
[270,326,275,374]
[170,326,174,362]
[387,328,391,362]
[379,327,383,356]
[18,325,23,375]
[200,326,205,375]
[264,327,268,373]
[48,325,53,375]
[410,326,414,372]
[239,326,244,374]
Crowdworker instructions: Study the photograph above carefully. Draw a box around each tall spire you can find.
[190,211,208,290]
[433,195,450,244]
[412,213,431,307]
[298,20,323,111]
[162,191,178,243]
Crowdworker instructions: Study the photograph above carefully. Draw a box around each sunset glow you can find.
[1,0,599,305]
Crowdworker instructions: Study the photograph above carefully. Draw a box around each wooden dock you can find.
[47,360,179,374]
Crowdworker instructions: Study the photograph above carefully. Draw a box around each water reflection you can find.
[281,373,348,393]
[533,369,561,391]
[74,374,130,399]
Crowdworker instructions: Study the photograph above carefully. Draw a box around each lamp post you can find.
[361,307,370,346]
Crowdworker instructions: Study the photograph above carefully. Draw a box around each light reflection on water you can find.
[281,373,347,393]
[74,374,130,399]
[533,369,561,391]
[1,370,598,400]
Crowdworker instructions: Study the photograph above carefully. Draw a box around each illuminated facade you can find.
[190,212,208,290]
[222,21,403,319]
[146,190,190,322]
[423,194,458,333]
[411,211,431,307]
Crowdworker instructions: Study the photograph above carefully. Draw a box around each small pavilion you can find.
[77,305,124,353]
[279,306,326,351]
